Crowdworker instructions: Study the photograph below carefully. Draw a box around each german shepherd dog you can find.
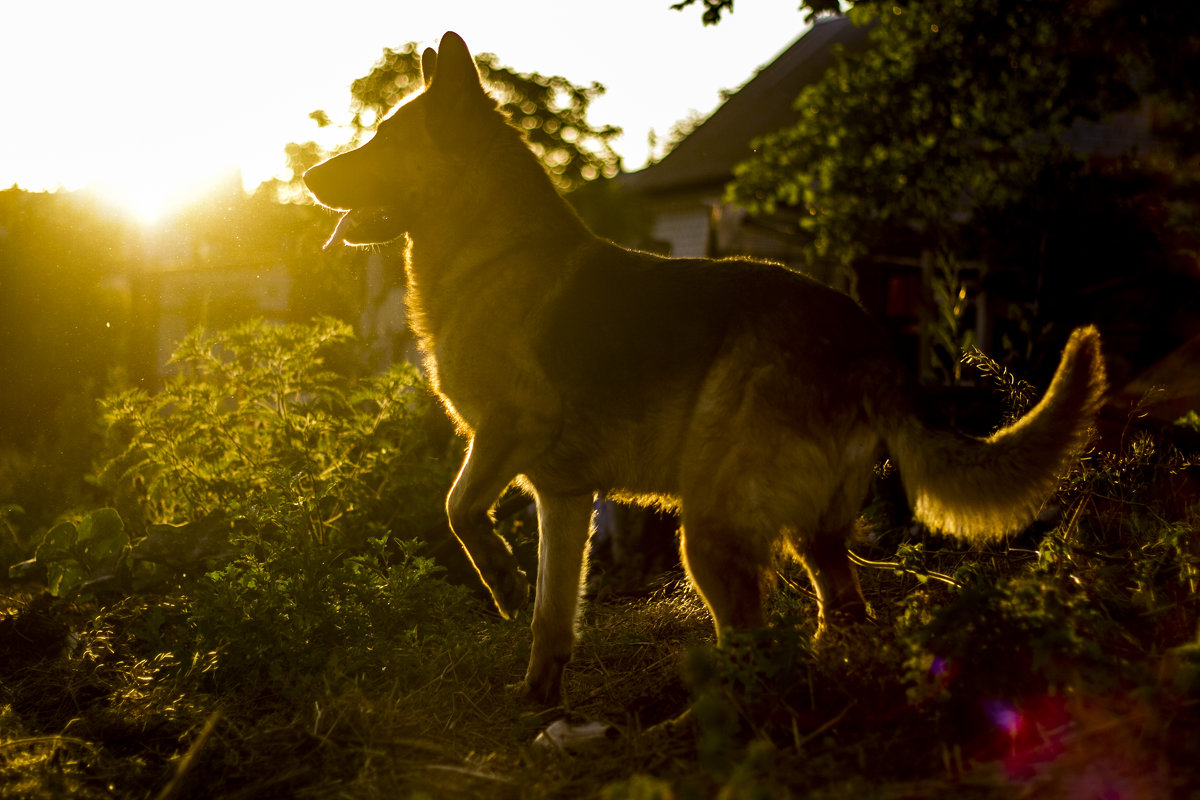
[305,32,1107,705]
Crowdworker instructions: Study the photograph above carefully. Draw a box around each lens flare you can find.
[94,161,245,226]
[983,698,1023,738]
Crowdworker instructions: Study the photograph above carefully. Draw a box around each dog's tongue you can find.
[322,207,400,249]
[323,211,358,250]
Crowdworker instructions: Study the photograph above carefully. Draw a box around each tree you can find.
[727,0,1200,265]
[671,0,841,25]
[282,43,621,197]
[678,0,1200,380]
[0,190,127,444]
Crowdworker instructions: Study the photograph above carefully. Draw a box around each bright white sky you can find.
[0,0,810,221]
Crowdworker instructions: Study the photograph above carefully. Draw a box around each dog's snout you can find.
[302,161,339,208]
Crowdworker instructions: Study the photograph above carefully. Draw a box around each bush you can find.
[96,317,453,550]
[656,349,1200,797]
[31,318,474,694]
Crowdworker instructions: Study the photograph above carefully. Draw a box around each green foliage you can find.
[174,534,479,696]
[728,0,1200,266]
[902,574,1118,709]
[79,317,466,692]
[0,186,368,518]
[960,344,1037,425]
[474,51,622,190]
[96,317,452,550]
[732,1,1068,262]
[288,42,621,195]
[686,629,816,773]
[927,252,977,384]
[11,508,129,597]
[671,0,842,26]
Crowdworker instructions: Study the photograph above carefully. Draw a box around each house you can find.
[623,15,869,266]
[127,260,293,378]
[621,14,1195,394]
[621,16,948,370]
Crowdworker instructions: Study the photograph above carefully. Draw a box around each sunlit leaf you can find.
[76,508,129,567]
[36,521,79,564]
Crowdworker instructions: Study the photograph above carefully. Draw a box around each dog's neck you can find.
[401,106,597,353]
[405,109,592,289]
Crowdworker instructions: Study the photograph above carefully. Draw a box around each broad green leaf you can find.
[46,560,87,598]
[7,558,38,580]
[36,521,79,564]
[76,508,129,568]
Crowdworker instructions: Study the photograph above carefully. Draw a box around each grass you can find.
[3,509,1197,798]
[2,321,1198,798]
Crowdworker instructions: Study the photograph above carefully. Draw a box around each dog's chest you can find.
[422,314,559,432]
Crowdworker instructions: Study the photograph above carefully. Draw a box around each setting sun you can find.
[0,1,807,214]
[93,159,244,225]
[94,153,258,225]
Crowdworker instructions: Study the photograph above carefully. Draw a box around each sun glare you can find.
[98,179,190,225]
[93,159,246,226]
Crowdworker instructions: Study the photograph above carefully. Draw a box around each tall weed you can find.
[669,344,1199,795]
[96,317,452,549]
[84,318,470,694]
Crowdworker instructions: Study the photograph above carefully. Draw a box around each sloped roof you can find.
[624,15,870,195]
[1109,332,1200,425]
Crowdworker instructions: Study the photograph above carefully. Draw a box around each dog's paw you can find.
[816,598,869,631]
[522,652,569,706]
[521,672,563,707]
[506,677,560,709]
[813,603,874,649]
[490,567,530,621]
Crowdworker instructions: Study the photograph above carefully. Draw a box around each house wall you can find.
[359,252,416,367]
[647,205,713,258]
[640,190,816,269]
[152,263,292,373]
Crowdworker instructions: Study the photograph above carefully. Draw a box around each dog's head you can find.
[304,32,492,248]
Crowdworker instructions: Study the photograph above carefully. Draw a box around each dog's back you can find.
[532,250,876,408]
[305,32,1107,705]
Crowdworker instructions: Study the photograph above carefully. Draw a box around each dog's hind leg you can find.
[797,524,867,629]
[446,427,537,620]
[522,489,594,704]
[676,363,777,638]
[679,514,772,640]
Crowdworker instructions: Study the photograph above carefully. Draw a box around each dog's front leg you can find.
[523,489,594,705]
[446,430,534,619]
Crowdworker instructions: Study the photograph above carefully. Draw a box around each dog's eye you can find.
[373,120,400,142]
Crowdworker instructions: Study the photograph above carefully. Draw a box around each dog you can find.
[304,32,1107,705]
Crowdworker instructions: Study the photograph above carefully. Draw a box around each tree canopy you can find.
[672,0,841,25]
[284,44,621,196]
[720,0,1200,265]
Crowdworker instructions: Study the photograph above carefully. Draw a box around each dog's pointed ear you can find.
[431,31,484,96]
[424,31,494,138]
[421,47,437,88]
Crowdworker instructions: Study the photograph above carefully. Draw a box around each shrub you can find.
[96,317,454,550]
[81,318,468,693]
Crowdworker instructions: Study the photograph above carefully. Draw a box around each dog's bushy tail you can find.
[869,326,1107,540]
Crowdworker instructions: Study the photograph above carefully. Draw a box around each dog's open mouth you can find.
[323,206,405,249]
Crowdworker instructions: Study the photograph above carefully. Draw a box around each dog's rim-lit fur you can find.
[304,32,1108,706]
